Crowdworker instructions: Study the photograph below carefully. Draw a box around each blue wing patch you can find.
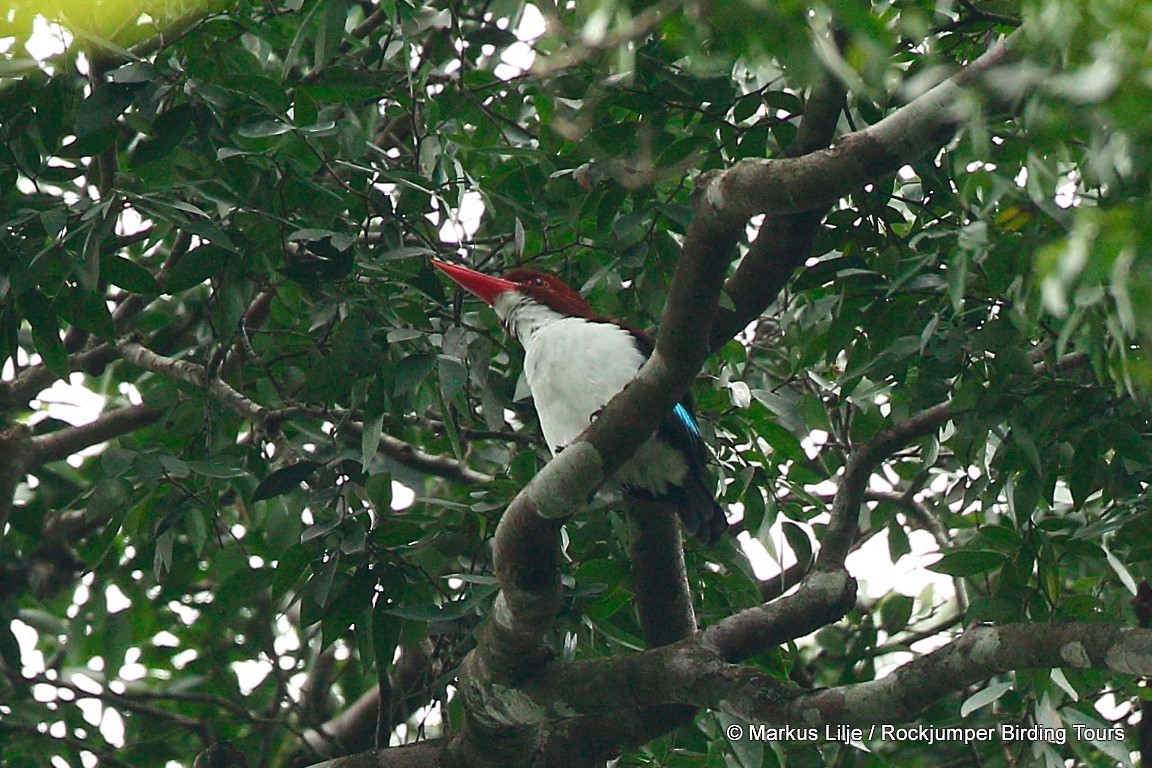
[673,403,702,439]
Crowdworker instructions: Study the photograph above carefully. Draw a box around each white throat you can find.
[494,292,567,345]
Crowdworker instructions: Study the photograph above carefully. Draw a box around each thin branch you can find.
[0,721,134,768]
[116,339,270,424]
[818,348,1091,569]
[376,432,493,485]
[818,401,952,568]
[293,644,436,762]
[867,488,969,612]
[956,0,1021,27]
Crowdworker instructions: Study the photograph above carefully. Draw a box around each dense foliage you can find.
[2,0,1152,766]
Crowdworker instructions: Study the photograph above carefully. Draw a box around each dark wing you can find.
[623,326,711,469]
[625,327,727,543]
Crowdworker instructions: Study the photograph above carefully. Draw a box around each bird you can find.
[433,258,728,544]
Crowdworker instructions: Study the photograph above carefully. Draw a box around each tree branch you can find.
[703,567,857,662]
[625,498,696,647]
[463,620,1151,731]
[709,57,845,346]
[818,402,952,568]
[730,623,1152,725]
[292,643,436,763]
[308,738,449,768]
[116,339,270,424]
[697,31,1022,228]
[376,431,494,485]
[24,404,163,469]
[3,343,119,409]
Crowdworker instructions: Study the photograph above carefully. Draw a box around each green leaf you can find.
[1069,430,1100,507]
[55,285,116,339]
[927,549,1007,577]
[159,455,191,478]
[238,120,294,138]
[19,289,67,378]
[165,245,231,293]
[780,521,812,571]
[252,460,323,502]
[75,83,141,135]
[878,593,914,633]
[959,680,1012,717]
[321,564,376,650]
[365,473,393,514]
[132,104,193,166]
[101,448,137,477]
[272,544,313,601]
[186,460,248,479]
[361,411,384,471]
[102,255,159,293]
[302,68,391,102]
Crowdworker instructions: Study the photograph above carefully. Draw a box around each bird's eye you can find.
[529,277,546,287]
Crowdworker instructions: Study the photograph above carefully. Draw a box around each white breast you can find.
[523,317,646,452]
[496,293,690,495]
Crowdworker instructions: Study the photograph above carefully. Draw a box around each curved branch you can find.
[818,349,1091,569]
[3,343,119,409]
[449,25,1029,768]
[818,402,951,568]
[703,567,857,662]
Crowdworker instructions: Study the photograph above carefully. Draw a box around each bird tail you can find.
[674,470,728,544]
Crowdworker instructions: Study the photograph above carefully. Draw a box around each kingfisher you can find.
[433,259,728,544]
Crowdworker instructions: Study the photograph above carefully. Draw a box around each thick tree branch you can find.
[460,620,1151,731]
[625,499,696,647]
[703,567,857,662]
[733,623,1152,725]
[308,738,450,768]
